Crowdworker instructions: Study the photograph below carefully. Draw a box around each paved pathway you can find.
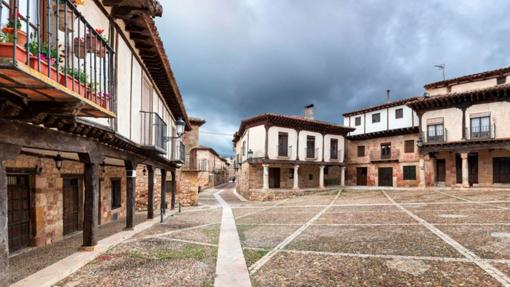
[214,184,252,287]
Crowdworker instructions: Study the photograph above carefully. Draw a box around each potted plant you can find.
[27,39,61,82]
[0,19,29,63]
[0,11,27,47]
[53,0,83,33]
[85,28,106,58]
[60,66,88,97]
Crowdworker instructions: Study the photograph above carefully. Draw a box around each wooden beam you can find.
[125,160,137,229]
[147,165,154,219]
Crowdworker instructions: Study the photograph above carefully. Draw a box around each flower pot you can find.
[85,33,103,58]
[59,74,87,97]
[53,3,75,33]
[29,56,60,82]
[0,42,29,63]
[17,30,27,47]
[73,38,87,59]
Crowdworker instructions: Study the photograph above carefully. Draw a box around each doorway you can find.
[436,159,446,183]
[7,174,31,252]
[378,167,393,187]
[356,167,367,186]
[269,168,280,188]
[468,153,478,186]
[63,177,81,235]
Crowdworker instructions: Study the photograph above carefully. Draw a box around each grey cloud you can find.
[156,0,510,155]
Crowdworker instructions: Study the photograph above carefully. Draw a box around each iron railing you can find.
[426,128,447,143]
[171,139,185,163]
[277,145,292,158]
[467,124,495,140]
[0,0,115,111]
[140,111,167,152]
[330,149,343,161]
[370,149,400,162]
[306,147,319,160]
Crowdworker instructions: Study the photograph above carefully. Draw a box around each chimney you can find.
[304,104,314,120]
[386,89,391,103]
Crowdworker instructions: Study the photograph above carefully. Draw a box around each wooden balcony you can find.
[0,0,115,118]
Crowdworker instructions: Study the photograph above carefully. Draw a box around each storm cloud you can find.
[155,0,510,155]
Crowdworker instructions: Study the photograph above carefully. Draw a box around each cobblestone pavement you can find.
[48,187,510,286]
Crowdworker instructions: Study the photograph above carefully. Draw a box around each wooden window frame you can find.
[278,132,289,157]
[330,138,338,160]
[355,116,362,126]
[357,145,365,157]
[395,108,404,119]
[372,113,381,123]
[404,140,414,153]
[403,166,417,180]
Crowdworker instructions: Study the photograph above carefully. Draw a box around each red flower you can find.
[95,28,104,34]
[2,26,14,34]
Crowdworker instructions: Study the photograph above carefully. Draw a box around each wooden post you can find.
[0,143,20,286]
[160,169,167,222]
[79,152,104,249]
[171,169,176,210]
[147,165,154,219]
[125,160,137,230]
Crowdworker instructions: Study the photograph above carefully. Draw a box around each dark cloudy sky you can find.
[155,0,510,156]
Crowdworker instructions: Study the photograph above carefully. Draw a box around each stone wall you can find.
[176,170,199,206]
[135,165,163,211]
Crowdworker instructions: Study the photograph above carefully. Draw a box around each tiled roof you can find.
[342,97,420,117]
[424,66,510,89]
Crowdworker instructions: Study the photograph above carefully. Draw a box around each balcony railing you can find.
[370,149,400,162]
[425,129,448,143]
[277,145,292,158]
[467,124,495,140]
[171,139,185,163]
[140,111,167,153]
[306,147,319,160]
[330,149,343,161]
[0,0,115,117]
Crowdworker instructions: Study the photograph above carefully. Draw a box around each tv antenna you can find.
[434,64,446,81]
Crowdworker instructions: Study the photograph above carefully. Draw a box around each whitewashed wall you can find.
[267,127,297,160]
[298,130,323,161]
[324,135,345,162]
[421,108,462,142]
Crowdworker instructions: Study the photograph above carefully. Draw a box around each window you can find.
[395,108,403,119]
[330,138,338,160]
[470,116,490,139]
[242,141,246,156]
[355,117,362,126]
[278,132,289,157]
[372,113,381,123]
[403,166,417,180]
[497,76,507,85]
[381,143,391,159]
[111,179,122,209]
[357,146,365,157]
[404,140,414,153]
[427,124,444,142]
[306,136,315,158]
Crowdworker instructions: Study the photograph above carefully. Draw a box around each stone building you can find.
[233,105,353,201]
[0,0,190,284]
[409,66,510,187]
[177,118,230,206]
[342,97,430,187]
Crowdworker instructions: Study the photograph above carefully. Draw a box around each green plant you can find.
[61,66,88,83]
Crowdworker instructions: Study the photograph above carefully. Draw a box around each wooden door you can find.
[7,174,31,252]
[63,177,80,235]
[436,159,446,182]
[468,153,478,185]
[269,168,280,188]
[493,157,510,183]
[356,167,367,186]
[378,167,393,187]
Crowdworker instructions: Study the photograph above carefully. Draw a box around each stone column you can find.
[461,153,469,188]
[147,165,154,219]
[262,164,269,190]
[79,152,104,249]
[319,165,325,189]
[0,143,20,286]
[170,170,176,210]
[293,165,299,189]
[340,166,346,186]
[161,169,167,218]
[125,160,136,230]
[419,156,426,188]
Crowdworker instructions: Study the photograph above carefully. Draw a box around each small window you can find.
[403,166,417,180]
[497,76,506,85]
[278,132,289,157]
[111,179,122,209]
[330,138,338,160]
[404,140,415,153]
[306,136,316,158]
[381,143,391,159]
[357,146,365,157]
[242,141,246,156]
[395,108,403,119]
[355,117,362,126]
[372,113,380,123]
